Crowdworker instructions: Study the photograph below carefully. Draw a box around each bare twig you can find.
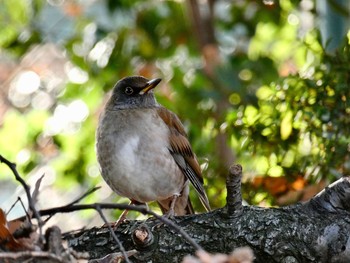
[69,186,101,205]
[16,186,101,223]
[0,155,44,242]
[226,164,243,216]
[95,205,132,263]
[6,197,30,220]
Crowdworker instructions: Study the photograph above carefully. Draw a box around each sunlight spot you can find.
[8,91,31,108]
[200,159,209,172]
[14,71,41,95]
[45,105,68,135]
[198,98,216,111]
[32,91,53,110]
[298,133,312,155]
[88,36,115,68]
[88,164,100,178]
[288,14,299,26]
[218,33,237,54]
[155,59,174,81]
[16,149,31,164]
[65,63,89,84]
[45,100,89,135]
[183,69,195,86]
[238,69,252,81]
[267,166,283,177]
[68,100,89,122]
[220,122,228,132]
[229,93,241,105]
[263,0,274,6]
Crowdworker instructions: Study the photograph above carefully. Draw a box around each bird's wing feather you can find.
[157,107,211,211]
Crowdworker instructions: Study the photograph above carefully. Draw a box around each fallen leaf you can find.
[0,209,26,251]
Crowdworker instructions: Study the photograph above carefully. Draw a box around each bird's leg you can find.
[164,194,180,218]
[153,194,181,229]
[113,206,130,227]
[104,200,143,229]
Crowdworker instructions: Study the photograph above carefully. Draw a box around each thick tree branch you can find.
[64,173,350,263]
[3,154,349,262]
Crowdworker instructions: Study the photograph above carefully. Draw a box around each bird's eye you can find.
[125,87,134,95]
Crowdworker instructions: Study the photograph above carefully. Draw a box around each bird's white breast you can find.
[118,136,140,169]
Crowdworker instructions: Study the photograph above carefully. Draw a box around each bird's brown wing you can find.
[157,107,211,212]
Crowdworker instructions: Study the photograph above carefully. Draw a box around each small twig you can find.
[6,197,30,220]
[95,205,132,263]
[0,155,44,242]
[69,186,101,206]
[16,186,101,223]
[46,187,101,225]
[226,164,243,217]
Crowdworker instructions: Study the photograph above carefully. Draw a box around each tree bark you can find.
[64,166,350,263]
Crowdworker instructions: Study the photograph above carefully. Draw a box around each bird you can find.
[96,76,210,222]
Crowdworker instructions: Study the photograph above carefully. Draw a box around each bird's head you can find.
[106,76,161,110]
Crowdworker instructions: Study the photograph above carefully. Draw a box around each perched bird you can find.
[96,76,210,220]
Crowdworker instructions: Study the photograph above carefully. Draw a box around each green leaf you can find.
[280,110,293,140]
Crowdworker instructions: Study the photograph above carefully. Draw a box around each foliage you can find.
[0,0,349,220]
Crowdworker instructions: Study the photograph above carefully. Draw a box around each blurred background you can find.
[0,0,349,231]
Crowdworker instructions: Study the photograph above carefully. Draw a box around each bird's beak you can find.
[140,78,162,95]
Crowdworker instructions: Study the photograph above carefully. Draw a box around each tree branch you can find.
[306,176,350,213]
[4,155,349,262]
[63,172,350,262]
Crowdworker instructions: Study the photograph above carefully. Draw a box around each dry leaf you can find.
[0,209,26,251]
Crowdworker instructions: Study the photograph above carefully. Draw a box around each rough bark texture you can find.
[65,176,350,263]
